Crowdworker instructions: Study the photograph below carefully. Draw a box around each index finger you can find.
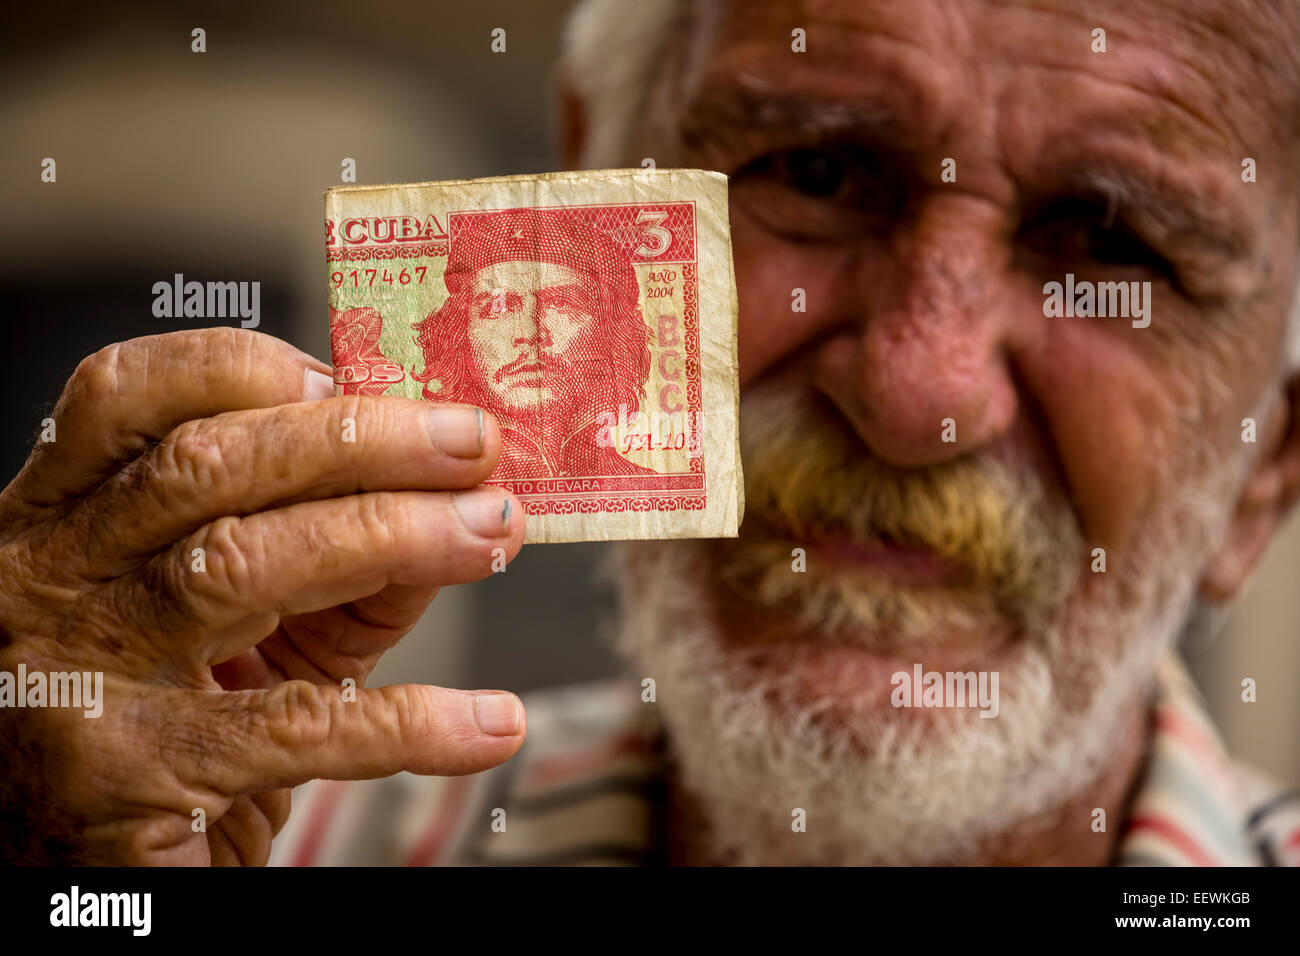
[2,328,333,513]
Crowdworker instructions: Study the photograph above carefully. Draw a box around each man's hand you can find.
[0,328,527,865]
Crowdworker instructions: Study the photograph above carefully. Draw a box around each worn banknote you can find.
[325,168,742,543]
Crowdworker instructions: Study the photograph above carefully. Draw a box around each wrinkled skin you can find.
[609,0,1300,706]
[564,0,1300,864]
[0,329,527,865]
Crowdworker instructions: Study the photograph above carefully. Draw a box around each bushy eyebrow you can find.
[679,82,904,152]
[1043,164,1252,258]
[682,80,1255,259]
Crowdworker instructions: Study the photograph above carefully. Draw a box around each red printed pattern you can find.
[327,202,705,516]
[326,243,449,262]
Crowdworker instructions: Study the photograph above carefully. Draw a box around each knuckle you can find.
[69,341,128,408]
[199,325,252,357]
[386,684,437,749]
[124,518,252,634]
[258,680,332,751]
[190,516,259,604]
[335,393,365,426]
[353,492,405,553]
[220,328,282,378]
[220,325,271,353]
[157,420,231,497]
[329,394,369,450]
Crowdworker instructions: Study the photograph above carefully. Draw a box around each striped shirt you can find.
[269,653,1300,866]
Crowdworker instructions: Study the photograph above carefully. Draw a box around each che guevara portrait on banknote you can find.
[326,168,742,544]
[411,207,659,481]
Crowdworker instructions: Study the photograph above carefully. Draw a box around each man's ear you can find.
[1199,375,1300,602]
[553,66,588,170]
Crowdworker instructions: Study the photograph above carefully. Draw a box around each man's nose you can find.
[813,200,1022,467]
[514,304,554,348]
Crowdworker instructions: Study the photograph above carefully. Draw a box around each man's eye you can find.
[545,290,596,317]
[1021,199,1172,276]
[774,149,849,198]
[731,145,899,241]
[1078,224,1166,269]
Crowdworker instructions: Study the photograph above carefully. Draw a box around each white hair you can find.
[562,0,1300,373]
[608,376,1237,864]
[565,0,1299,864]
[561,0,688,169]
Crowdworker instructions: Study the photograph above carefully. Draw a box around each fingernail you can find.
[454,488,513,537]
[303,368,335,401]
[425,406,484,458]
[475,692,522,736]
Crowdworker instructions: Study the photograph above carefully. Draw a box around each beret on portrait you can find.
[442,207,640,322]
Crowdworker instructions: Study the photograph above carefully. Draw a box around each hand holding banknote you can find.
[0,328,528,864]
[0,167,740,865]
[326,168,741,543]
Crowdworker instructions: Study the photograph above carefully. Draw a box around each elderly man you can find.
[2,0,1299,866]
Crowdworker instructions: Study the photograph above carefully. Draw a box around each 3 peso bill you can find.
[325,168,742,543]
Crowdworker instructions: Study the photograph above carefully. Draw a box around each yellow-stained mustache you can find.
[736,389,1080,608]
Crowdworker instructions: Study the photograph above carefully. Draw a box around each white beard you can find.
[607,388,1243,866]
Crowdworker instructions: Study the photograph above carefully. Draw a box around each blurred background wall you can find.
[1,0,1294,785]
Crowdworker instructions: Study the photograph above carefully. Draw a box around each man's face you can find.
[610,0,1300,863]
[466,260,601,417]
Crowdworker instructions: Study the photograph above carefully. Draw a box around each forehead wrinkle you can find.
[987,0,1300,136]
[689,0,1297,143]
[670,0,1299,238]
[992,54,1243,168]
[1142,0,1300,85]
[681,9,1234,157]
[986,0,1299,55]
